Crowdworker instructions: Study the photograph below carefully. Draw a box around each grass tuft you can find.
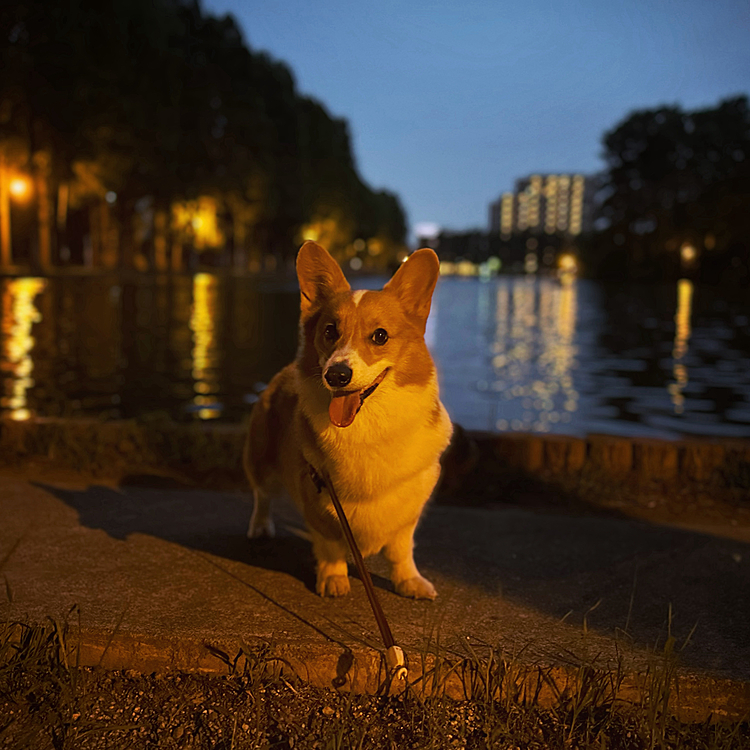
[1,614,748,749]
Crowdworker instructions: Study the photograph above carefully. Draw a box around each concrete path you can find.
[1,471,749,718]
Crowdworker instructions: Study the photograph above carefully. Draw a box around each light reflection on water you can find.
[430,276,581,434]
[0,272,748,438]
[491,276,578,432]
[430,275,749,438]
[0,278,46,421]
[190,272,222,419]
[668,278,692,415]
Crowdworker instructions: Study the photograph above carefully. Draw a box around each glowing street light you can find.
[9,175,32,201]
[557,252,578,285]
[2,169,34,267]
[680,242,697,264]
[558,253,578,273]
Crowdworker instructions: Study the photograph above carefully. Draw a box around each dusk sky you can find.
[202,0,750,241]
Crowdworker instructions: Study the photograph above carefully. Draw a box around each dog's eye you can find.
[371,328,389,346]
[323,323,338,342]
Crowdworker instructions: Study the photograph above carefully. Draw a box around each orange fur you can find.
[244,241,453,599]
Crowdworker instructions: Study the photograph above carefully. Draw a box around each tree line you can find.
[586,94,750,283]
[0,0,407,271]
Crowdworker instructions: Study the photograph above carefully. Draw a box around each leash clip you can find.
[308,462,325,494]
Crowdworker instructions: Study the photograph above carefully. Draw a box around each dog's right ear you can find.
[296,241,350,315]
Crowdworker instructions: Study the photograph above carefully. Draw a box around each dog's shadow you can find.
[36,477,319,590]
[35,476,393,595]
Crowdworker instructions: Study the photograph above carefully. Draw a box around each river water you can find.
[1,272,748,438]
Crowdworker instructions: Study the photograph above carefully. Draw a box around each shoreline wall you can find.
[469,430,748,484]
[1,418,747,490]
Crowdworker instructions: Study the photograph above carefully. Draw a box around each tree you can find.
[0,0,407,270]
[594,95,750,281]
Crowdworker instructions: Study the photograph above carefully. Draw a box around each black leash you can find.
[308,463,407,682]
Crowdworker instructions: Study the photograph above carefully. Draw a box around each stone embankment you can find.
[0,418,748,492]
[474,430,748,484]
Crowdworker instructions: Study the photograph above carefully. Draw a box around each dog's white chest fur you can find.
[306,375,452,556]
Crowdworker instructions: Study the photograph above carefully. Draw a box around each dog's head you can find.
[296,241,439,428]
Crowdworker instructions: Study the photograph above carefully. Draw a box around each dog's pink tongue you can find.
[329,392,360,427]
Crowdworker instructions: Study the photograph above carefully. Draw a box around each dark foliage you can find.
[586,96,750,282]
[0,0,406,268]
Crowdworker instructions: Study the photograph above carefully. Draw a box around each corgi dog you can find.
[243,240,452,599]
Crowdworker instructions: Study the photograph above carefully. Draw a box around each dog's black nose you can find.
[325,363,353,389]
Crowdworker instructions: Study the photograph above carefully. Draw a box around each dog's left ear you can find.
[385,248,440,332]
[296,241,350,315]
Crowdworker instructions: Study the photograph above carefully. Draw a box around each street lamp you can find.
[680,242,697,264]
[1,170,33,268]
[9,175,32,201]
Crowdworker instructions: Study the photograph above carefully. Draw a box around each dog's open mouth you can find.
[329,368,389,428]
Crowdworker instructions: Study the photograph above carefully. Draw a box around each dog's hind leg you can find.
[247,488,275,538]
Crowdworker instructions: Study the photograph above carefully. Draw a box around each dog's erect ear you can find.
[296,241,350,315]
[384,248,440,332]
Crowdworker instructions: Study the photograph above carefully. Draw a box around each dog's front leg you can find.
[383,521,437,600]
[312,532,350,597]
[300,483,351,596]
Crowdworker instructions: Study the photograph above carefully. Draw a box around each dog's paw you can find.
[247,516,275,539]
[317,574,351,597]
[395,575,437,600]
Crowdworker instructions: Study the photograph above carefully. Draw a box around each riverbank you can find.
[1,417,747,521]
[1,417,749,746]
